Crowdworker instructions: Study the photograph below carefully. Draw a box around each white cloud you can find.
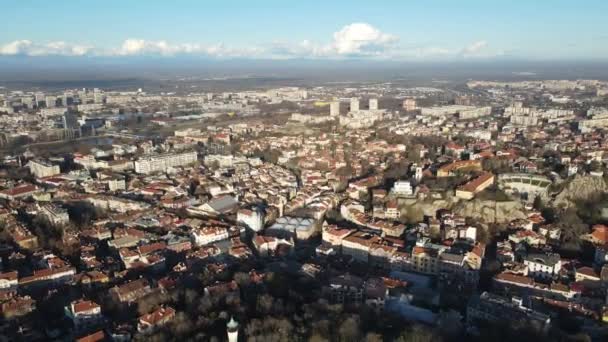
[0,40,92,56]
[461,40,489,57]
[331,23,398,56]
[0,30,501,61]
[116,39,184,56]
[0,40,33,55]
[265,23,398,59]
[112,39,263,57]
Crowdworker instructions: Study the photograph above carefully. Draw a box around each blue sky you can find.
[1,0,607,60]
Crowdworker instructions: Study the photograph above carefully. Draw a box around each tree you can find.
[310,333,330,342]
[395,324,439,342]
[234,272,251,287]
[338,316,361,342]
[365,332,383,342]
[407,145,422,163]
[6,135,33,153]
[336,166,353,178]
[533,195,543,211]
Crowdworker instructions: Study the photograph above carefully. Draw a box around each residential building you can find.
[392,180,413,196]
[28,160,60,178]
[523,253,562,279]
[66,299,103,331]
[39,204,70,226]
[134,151,197,174]
[369,98,378,111]
[467,292,551,333]
[237,208,265,232]
[138,306,176,333]
[110,279,152,303]
[455,172,495,200]
[350,97,360,112]
[330,101,340,116]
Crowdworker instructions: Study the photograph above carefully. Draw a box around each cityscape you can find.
[1,1,608,342]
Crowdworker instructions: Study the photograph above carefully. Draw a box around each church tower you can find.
[227,316,239,342]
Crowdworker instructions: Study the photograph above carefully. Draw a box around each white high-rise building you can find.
[350,97,360,112]
[35,92,45,106]
[45,96,56,108]
[330,101,340,116]
[62,92,70,106]
[93,89,104,104]
[403,98,417,111]
[369,98,378,111]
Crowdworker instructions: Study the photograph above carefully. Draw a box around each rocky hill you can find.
[398,194,527,224]
[454,198,527,224]
[554,175,608,208]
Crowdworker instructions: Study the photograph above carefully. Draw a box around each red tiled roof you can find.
[457,172,494,192]
[438,160,481,173]
[76,330,105,342]
[72,299,100,314]
[0,271,18,281]
[576,266,599,279]
[590,225,608,244]
[0,184,38,197]
[138,242,166,255]
[495,272,534,286]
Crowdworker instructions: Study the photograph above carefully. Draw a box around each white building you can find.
[523,253,562,280]
[458,106,492,120]
[339,109,385,129]
[579,117,608,132]
[66,299,103,331]
[510,115,539,126]
[403,98,417,111]
[392,180,413,196]
[134,151,197,174]
[77,103,104,113]
[191,226,230,246]
[369,98,378,111]
[39,107,67,117]
[45,95,57,108]
[107,178,126,191]
[458,226,477,241]
[330,101,340,116]
[28,160,60,178]
[93,90,104,104]
[237,208,265,232]
[35,92,45,105]
[350,97,360,112]
[290,113,334,124]
[40,204,70,226]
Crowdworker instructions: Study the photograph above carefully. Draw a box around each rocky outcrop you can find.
[454,199,527,224]
[398,194,527,224]
[398,197,459,222]
[554,175,608,208]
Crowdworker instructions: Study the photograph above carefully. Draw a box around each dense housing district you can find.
[0,79,608,341]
